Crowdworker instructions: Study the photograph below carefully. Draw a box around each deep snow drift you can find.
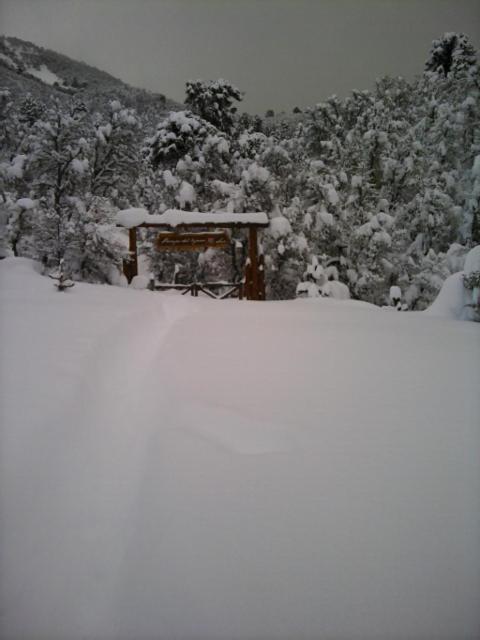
[0,258,479,640]
[425,245,480,321]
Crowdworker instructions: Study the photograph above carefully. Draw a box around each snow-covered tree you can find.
[74,196,129,282]
[425,32,477,77]
[91,100,140,206]
[147,109,232,211]
[1,32,478,302]
[263,213,308,299]
[25,101,90,266]
[185,79,242,133]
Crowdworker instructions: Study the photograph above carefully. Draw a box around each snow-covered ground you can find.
[1,258,479,640]
[25,64,65,87]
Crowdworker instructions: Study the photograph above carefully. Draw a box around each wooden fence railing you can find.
[153,281,244,299]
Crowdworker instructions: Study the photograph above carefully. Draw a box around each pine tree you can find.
[91,100,140,206]
[425,33,477,77]
[18,95,45,128]
[148,110,232,210]
[185,79,242,133]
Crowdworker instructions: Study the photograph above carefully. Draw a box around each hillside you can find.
[0,34,181,115]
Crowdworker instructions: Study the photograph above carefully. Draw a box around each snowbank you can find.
[425,272,470,319]
[426,245,480,320]
[130,274,150,290]
[0,257,479,640]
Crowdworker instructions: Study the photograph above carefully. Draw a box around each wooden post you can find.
[244,260,252,300]
[126,227,138,283]
[258,252,265,300]
[248,226,259,300]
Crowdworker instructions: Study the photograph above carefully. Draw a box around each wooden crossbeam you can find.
[155,231,230,252]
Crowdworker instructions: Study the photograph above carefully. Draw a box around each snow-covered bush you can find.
[296,281,320,298]
[0,198,13,258]
[130,274,150,290]
[296,279,350,300]
[320,280,350,299]
[426,245,480,320]
[148,110,222,170]
[264,213,308,299]
[389,285,402,307]
[462,245,480,319]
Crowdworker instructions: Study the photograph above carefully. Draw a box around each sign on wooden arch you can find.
[155,230,230,252]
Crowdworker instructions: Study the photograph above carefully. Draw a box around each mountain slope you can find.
[0,34,181,115]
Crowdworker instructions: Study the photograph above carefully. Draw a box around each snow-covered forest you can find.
[1,24,480,640]
[1,32,479,308]
[0,33,480,309]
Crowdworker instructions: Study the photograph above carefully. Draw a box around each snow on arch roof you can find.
[116,208,269,229]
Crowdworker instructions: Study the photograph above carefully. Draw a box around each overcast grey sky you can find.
[1,0,479,113]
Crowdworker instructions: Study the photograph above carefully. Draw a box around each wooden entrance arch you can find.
[116,209,269,301]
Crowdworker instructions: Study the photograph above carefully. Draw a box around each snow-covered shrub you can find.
[401,249,452,310]
[389,285,402,307]
[320,280,350,299]
[296,279,350,300]
[426,245,480,320]
[0,199,13,258]
[462,245,480,319]
[7,197,37,258]
[297,254,351,300]
[296,281,320,298]
[130,274,150,290]
[264,212,308,300]
[197,245,234,283]
[149,110,219,170]
[75,198,130,282]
